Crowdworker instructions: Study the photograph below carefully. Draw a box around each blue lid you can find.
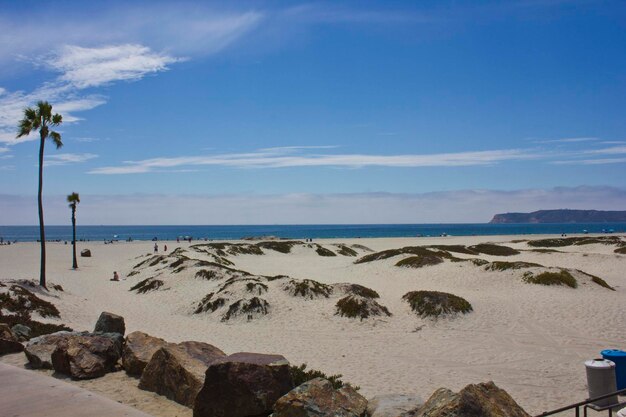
[602,349,626,357]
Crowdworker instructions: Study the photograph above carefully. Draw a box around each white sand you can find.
[1,234,625,416]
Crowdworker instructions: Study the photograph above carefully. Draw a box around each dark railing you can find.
[536,388,626,417]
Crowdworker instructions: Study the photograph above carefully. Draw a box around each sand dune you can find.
[1,234,624,416]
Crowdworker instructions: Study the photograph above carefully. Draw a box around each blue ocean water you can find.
[0,223,625,242]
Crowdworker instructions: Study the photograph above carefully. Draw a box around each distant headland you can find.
[490,209,626,224]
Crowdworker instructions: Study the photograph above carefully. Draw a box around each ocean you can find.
[0,223,625,242]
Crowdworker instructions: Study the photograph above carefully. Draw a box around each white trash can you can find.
[585,359,618,408]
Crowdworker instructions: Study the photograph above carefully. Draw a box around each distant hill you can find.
[489,209,626,224]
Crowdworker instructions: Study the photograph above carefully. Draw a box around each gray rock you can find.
[11,324,31,341]
[272,377,368,417]
[94,311,125,335]
[51,332,124,379]
[367,394,424,417]
[194,352,293,417]
[51,333,124,379]
[25,331,81,369]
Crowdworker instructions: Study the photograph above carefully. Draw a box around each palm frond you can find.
[24,107,37,122]
[67,192,80,205]
[16,119,34,138]
[51,113,62,125]
[50,131,63,149]
[37,101,52,121]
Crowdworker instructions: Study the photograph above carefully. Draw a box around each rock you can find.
[0,324,24,354]
[177,341,226,364]
[122,331,169,377]
[11,324,32,341]
[80,249,91,257]
[94,311,126,335]
[367,394,424,417]
[24,331,80,369]
[414,381,530,417]
[51,332,124,379]
[0,323,14,340]
[194,352,293,417]
[139,342,226,407]
[272,377,368,417]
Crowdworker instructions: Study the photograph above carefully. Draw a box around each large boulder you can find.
[272,377,368,417]
[194,352,294,417]
[24,331,80,369]
[367,394,424,417]
[122,331,169,377]
[0,323,23,355]
[139,342,226,407]
[94,311,126,335]
[51,332,124,379]
[414,382,530,417]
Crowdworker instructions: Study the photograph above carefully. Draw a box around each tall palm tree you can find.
[67,192,80,269]
[17,101,63,288]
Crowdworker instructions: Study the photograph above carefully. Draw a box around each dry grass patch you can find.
[403,290,473,319]
[468,244,520,256]
[522,270,577,288]
[335,295,391,320]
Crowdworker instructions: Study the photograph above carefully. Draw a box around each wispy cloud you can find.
[44,153,98,167]
[48,44,180,89]
[532,137,598,144]
[553,157,626,165]
[89,147,539,174]
[0,4,263,146]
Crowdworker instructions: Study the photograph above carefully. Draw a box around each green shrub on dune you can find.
[341,283,380,299]
[468,244,520,256]
[486,261,543,271]
[130,278,164,294]
[285,279,333,299]
[335,295,391,320]
[403,290,473,318]
[395,255,444,268]
[315,246,337,257]
[522,270,577,288]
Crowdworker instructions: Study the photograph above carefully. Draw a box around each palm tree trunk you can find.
[38,134,46,288]
[72,207,77,269]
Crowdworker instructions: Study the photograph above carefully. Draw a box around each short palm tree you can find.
[67,192,80,269]
[17,101,63,288]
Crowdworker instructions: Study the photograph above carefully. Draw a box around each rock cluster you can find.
[4,310,532,417]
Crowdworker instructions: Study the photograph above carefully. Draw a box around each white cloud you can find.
[533,137,598,144]
[1,186,624,225]
[44,153,98,166]
[0,6,263,71]
[553,158,626,165]
[49,45,180,89]
[89,147,540,174]
[584,145,626,155]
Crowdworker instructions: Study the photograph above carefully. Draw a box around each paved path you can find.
[0,362,154,417]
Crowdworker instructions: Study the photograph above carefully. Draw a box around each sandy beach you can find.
[1,234,624,416]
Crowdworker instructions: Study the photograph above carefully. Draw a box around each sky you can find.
[1,0,625,225]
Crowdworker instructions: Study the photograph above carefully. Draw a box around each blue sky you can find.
[1,0,625,224]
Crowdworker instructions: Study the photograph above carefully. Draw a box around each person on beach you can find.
[154,243,158,252]
[112,271,119,281]
[164,244,168,252]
